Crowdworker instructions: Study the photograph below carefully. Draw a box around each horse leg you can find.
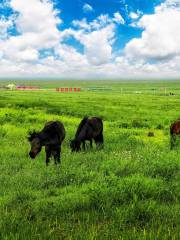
[45,146,51,166]
[94,132,104,149]
[170,134,176,150]
[82,141,86,151]
[56,147,61,164]
[89,139,93,148]
[99,132,104,146]
[52,147,61,165]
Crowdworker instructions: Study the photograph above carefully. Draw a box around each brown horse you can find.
[170,120,180,149]
[70,117,103,152]
[28,121,65,165]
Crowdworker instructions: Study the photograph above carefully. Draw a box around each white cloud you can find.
[11,0,61,40]
[82,25,115,65]
[94,14,111,27]
[83,3,94,13]
[129,12,140,20]
[16,48,39,62]
[55,44,88,67]
[0,0,61,62]
[0,17,13,39]
[65,14,117,65]
[125,0,180,62]
[72,18,91,31]
[72,13,124,31]
[61,23,115,65]
[156,0,180,11]
[0,0,180,79]
[113,12,125,24]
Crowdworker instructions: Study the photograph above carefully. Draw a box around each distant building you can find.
[6,84,16,90]
[16,86,40,90]
[56,87,81,92]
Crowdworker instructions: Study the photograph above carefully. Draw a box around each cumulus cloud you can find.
[0,17,13,39]
[157,0,180,11]
[55,44,88,67]
[72,18,91,31]
[82,25,115,65]
[0,0,61,63]
[129,11,142,20]
[129,12,139,19]
[61,22,115,65]
[83,3,94,13]
[113,12,125,24]
[16,48,39,62]
[10,0,61,43]
[72,13,124,31]
[64,14,117,65]
[0,0,180,79]
[125,0,180,61]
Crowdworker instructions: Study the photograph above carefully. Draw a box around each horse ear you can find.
[27,130,37,142]
[27,131,32,142]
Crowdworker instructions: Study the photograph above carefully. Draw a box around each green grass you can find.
[0,80,180,239]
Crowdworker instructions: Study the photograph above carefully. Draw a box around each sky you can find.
[0,0,180,79]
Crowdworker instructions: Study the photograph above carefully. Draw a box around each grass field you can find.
[0,80,180,239]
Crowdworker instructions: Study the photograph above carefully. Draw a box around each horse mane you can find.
[75,116,88,138]
[93,116,103,122]
[43,121,57,134]
[27,130,39,142]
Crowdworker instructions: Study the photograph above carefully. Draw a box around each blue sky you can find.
[0,0,179,79]
[54,0,164,50]
[1,0,163,49]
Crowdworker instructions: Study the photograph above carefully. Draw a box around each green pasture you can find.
[0,80,180,239]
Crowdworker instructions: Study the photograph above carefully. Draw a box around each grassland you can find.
[0,80,180,239]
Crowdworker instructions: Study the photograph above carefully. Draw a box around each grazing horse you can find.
[28,121,65,165]
[170,120,180,149]
[70,117,103,152]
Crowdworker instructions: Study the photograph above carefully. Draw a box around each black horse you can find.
[28,121,65,165]
[70,117,103,152]
[170,120,180,149]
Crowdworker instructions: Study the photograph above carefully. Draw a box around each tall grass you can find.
[0,80,180,239]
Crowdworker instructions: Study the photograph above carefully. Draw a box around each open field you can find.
[0,80,180,239]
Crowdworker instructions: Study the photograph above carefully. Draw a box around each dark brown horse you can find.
[170,120,180,149]
[70,117,103,152]
[28,121,65,165]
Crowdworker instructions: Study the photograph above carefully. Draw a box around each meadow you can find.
[0,80,180,239]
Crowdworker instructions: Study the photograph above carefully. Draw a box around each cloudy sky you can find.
[0,0,180,79]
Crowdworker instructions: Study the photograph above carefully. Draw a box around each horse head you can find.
[27,130,42,159]
[70,139,81,152]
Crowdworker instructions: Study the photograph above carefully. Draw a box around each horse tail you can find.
[75,116,88,137]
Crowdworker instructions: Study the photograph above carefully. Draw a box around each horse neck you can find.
[38,131,48,145]
[76,125,86,142]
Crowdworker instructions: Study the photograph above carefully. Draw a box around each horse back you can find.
[43,121,65,142]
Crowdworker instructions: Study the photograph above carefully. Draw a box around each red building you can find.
[56,87,81,92]
[16,86,40,90]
